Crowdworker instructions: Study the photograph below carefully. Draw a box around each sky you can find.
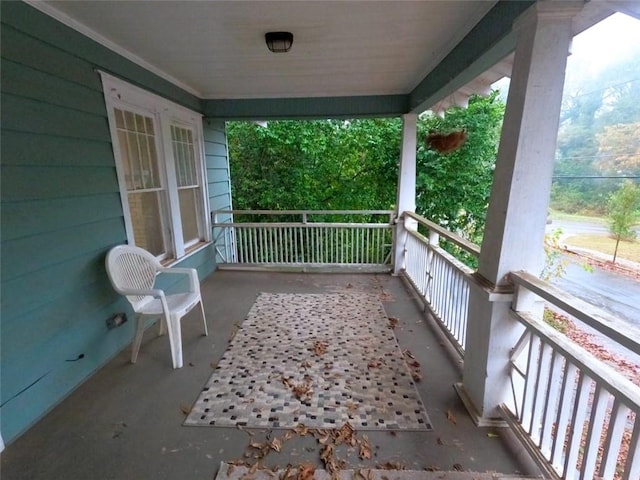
[570,12,640,75]
[492,12,640,100]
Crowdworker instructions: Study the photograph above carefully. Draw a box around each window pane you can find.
[178,188,200,244]
[171,124,203,246]
[114,108,161,191]
[128,191,166,256]
[171,125,198,187]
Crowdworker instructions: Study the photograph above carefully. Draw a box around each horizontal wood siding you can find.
[0,2,223,445]
[203,119,233,214]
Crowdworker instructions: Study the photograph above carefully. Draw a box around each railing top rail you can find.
[213,209,394,216]
[514,310,640,410]
[511,270,640,355]
[406,228,475,274]
[211,221,393,228]
[402,211,481,257]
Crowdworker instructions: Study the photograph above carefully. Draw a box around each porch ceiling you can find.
[31,0,628,117]
[38,0,499,100]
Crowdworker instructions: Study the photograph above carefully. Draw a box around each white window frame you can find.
[100,71,211,262]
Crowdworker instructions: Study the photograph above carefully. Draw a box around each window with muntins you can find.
[100,72,210,262]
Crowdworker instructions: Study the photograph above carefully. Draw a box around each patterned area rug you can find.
[185,293,432,431]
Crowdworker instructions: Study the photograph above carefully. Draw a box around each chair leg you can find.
[166,314,183,369]
[131,315,146,364]
[200,301,208,336]
[158,316,166,336]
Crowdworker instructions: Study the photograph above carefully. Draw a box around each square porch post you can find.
[456,1,583,424]
[393,113,418,274]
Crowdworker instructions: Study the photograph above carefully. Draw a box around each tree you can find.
[607,181,640,263]
[596,122,640,176]
[226,93,505,245]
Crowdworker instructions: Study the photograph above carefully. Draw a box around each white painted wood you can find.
[563,373,592,479]
[393,114,417,274]
[623,424,640,480]
[550,363,579,476]
[41,1,495,99]
[598,400,626,478]
[461,1,582,423]
[100,72,208,263]
[539,351,564,458]
[580,384,609,480]
[511,271,640,355]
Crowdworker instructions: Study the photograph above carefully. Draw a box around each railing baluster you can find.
[581,384,610,480]
[599,399,628,479]
[623,419,640,480]
[550,362,579,476]
[522,334,542,429]
[540,352,564,458]
[563,373,592,479]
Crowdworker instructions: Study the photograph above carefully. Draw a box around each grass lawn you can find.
[564,234,640,263]
[548,209,608,224]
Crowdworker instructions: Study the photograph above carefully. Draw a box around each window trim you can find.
[100,71,211,261]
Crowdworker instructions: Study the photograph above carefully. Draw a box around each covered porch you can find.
[2,1,640,479]
[1,271,538,479]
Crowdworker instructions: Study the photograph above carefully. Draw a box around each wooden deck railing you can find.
[505,271,640,480]
[211,208,639,479]
[399,211,479,353]
[211,210,394,271]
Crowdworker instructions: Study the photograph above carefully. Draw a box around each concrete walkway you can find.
[0,272,540,480]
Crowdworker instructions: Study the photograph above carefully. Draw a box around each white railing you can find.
[400,211,479,353]
[504,271,640,480]
[211,210,394,271]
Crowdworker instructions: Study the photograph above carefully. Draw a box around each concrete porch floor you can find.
[1,271,541,480]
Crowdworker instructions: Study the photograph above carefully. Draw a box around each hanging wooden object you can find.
[426,130,467,154]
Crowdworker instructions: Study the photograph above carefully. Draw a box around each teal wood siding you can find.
[0,2,228,444]
[203,120,234,262]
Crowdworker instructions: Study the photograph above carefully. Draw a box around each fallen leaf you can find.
[180,405,192,415]
[312,340,329,356]
[388,317,399,329]
[379,461,406,470]
[446,410,457,425]
[424,465,440,471]
[297,464,315,480]
[359,442,372,460]
[270,438,282,452]
[403,350,416,360]
[452,463,464,471]
[411,371,422,382]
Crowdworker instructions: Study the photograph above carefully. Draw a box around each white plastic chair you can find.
[105,245,208,369]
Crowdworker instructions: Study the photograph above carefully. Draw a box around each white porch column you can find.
[393,113,418,274]
[457,2,582,424]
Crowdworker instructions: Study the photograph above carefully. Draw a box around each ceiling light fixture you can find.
[265,31,293,53]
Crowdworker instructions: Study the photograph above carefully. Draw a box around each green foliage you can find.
[552,48,640,216]
[607,181,640,262]
[416,92,505,244]
[227,119,401,220]
[227,93,505,249]
[541,228,568,281]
